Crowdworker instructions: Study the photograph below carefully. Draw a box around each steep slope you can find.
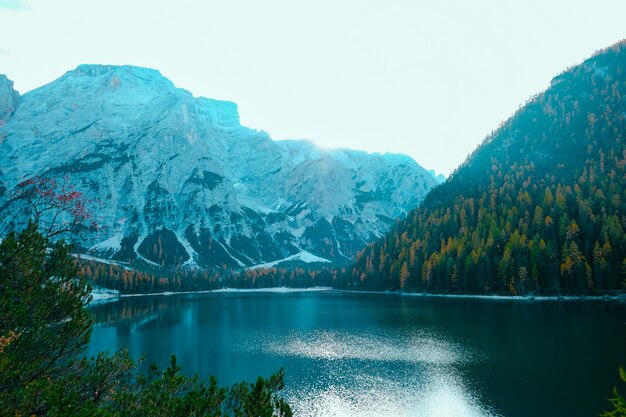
[346,40,626,295]
[0,65,437,271]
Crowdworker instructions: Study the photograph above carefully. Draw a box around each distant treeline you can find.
[78,259,342,293]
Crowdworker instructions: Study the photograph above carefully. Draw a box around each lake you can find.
[87,290,626,417]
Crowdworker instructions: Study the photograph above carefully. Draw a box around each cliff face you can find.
[0,74,19,126]
[0,65,437,270]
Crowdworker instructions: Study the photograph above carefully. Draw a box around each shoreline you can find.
[90,285,625,303]
[117,286,334,299]
[339,289,626,302]
[409,293,625,302]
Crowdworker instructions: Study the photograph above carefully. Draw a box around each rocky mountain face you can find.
[0,65,437,270]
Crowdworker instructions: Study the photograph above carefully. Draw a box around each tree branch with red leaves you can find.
[11,175,101,239]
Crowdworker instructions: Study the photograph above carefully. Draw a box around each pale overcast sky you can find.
[1,0,625,175]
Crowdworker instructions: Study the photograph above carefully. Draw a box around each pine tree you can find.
[601,367,626,417]
[0,221,92,412]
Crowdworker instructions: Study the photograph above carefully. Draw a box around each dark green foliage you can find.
[17,349,136,417]
[226,368,292,417]
[137,227,191,267]
[101,354,226,417]
[0,221,92,413]
[301,219,341,259]
[184,225,248,270]
[601,367,626,417]
[0,224,292,416]
[344,40,626,295]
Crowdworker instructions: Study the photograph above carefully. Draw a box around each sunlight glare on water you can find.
[265,330,467,364]
[243,330,499,417]
[288,370,498,417]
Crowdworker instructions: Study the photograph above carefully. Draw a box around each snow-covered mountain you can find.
[0,65,437,270]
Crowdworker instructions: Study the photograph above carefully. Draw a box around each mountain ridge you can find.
[0,64,437,271]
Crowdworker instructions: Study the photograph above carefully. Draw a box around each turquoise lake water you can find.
[88,291,626,416]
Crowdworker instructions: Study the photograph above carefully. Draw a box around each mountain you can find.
[427,169,446,184]
[0,65,437,271]
[344,40,626,295]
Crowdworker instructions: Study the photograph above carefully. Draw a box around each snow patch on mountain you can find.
[90,234,123,253]
[247,251,331,270]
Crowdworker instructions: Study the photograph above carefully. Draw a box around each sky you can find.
[1,0,626,176]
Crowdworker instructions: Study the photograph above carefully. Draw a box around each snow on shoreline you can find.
[89,287,121,304]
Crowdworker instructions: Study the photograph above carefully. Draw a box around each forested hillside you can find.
[344,40,626,295]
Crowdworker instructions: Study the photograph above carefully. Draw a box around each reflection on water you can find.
[90,297,183,326]
[255,330,495,417]
[88,292,626,417]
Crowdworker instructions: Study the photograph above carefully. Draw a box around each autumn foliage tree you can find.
[10,175,100,239]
